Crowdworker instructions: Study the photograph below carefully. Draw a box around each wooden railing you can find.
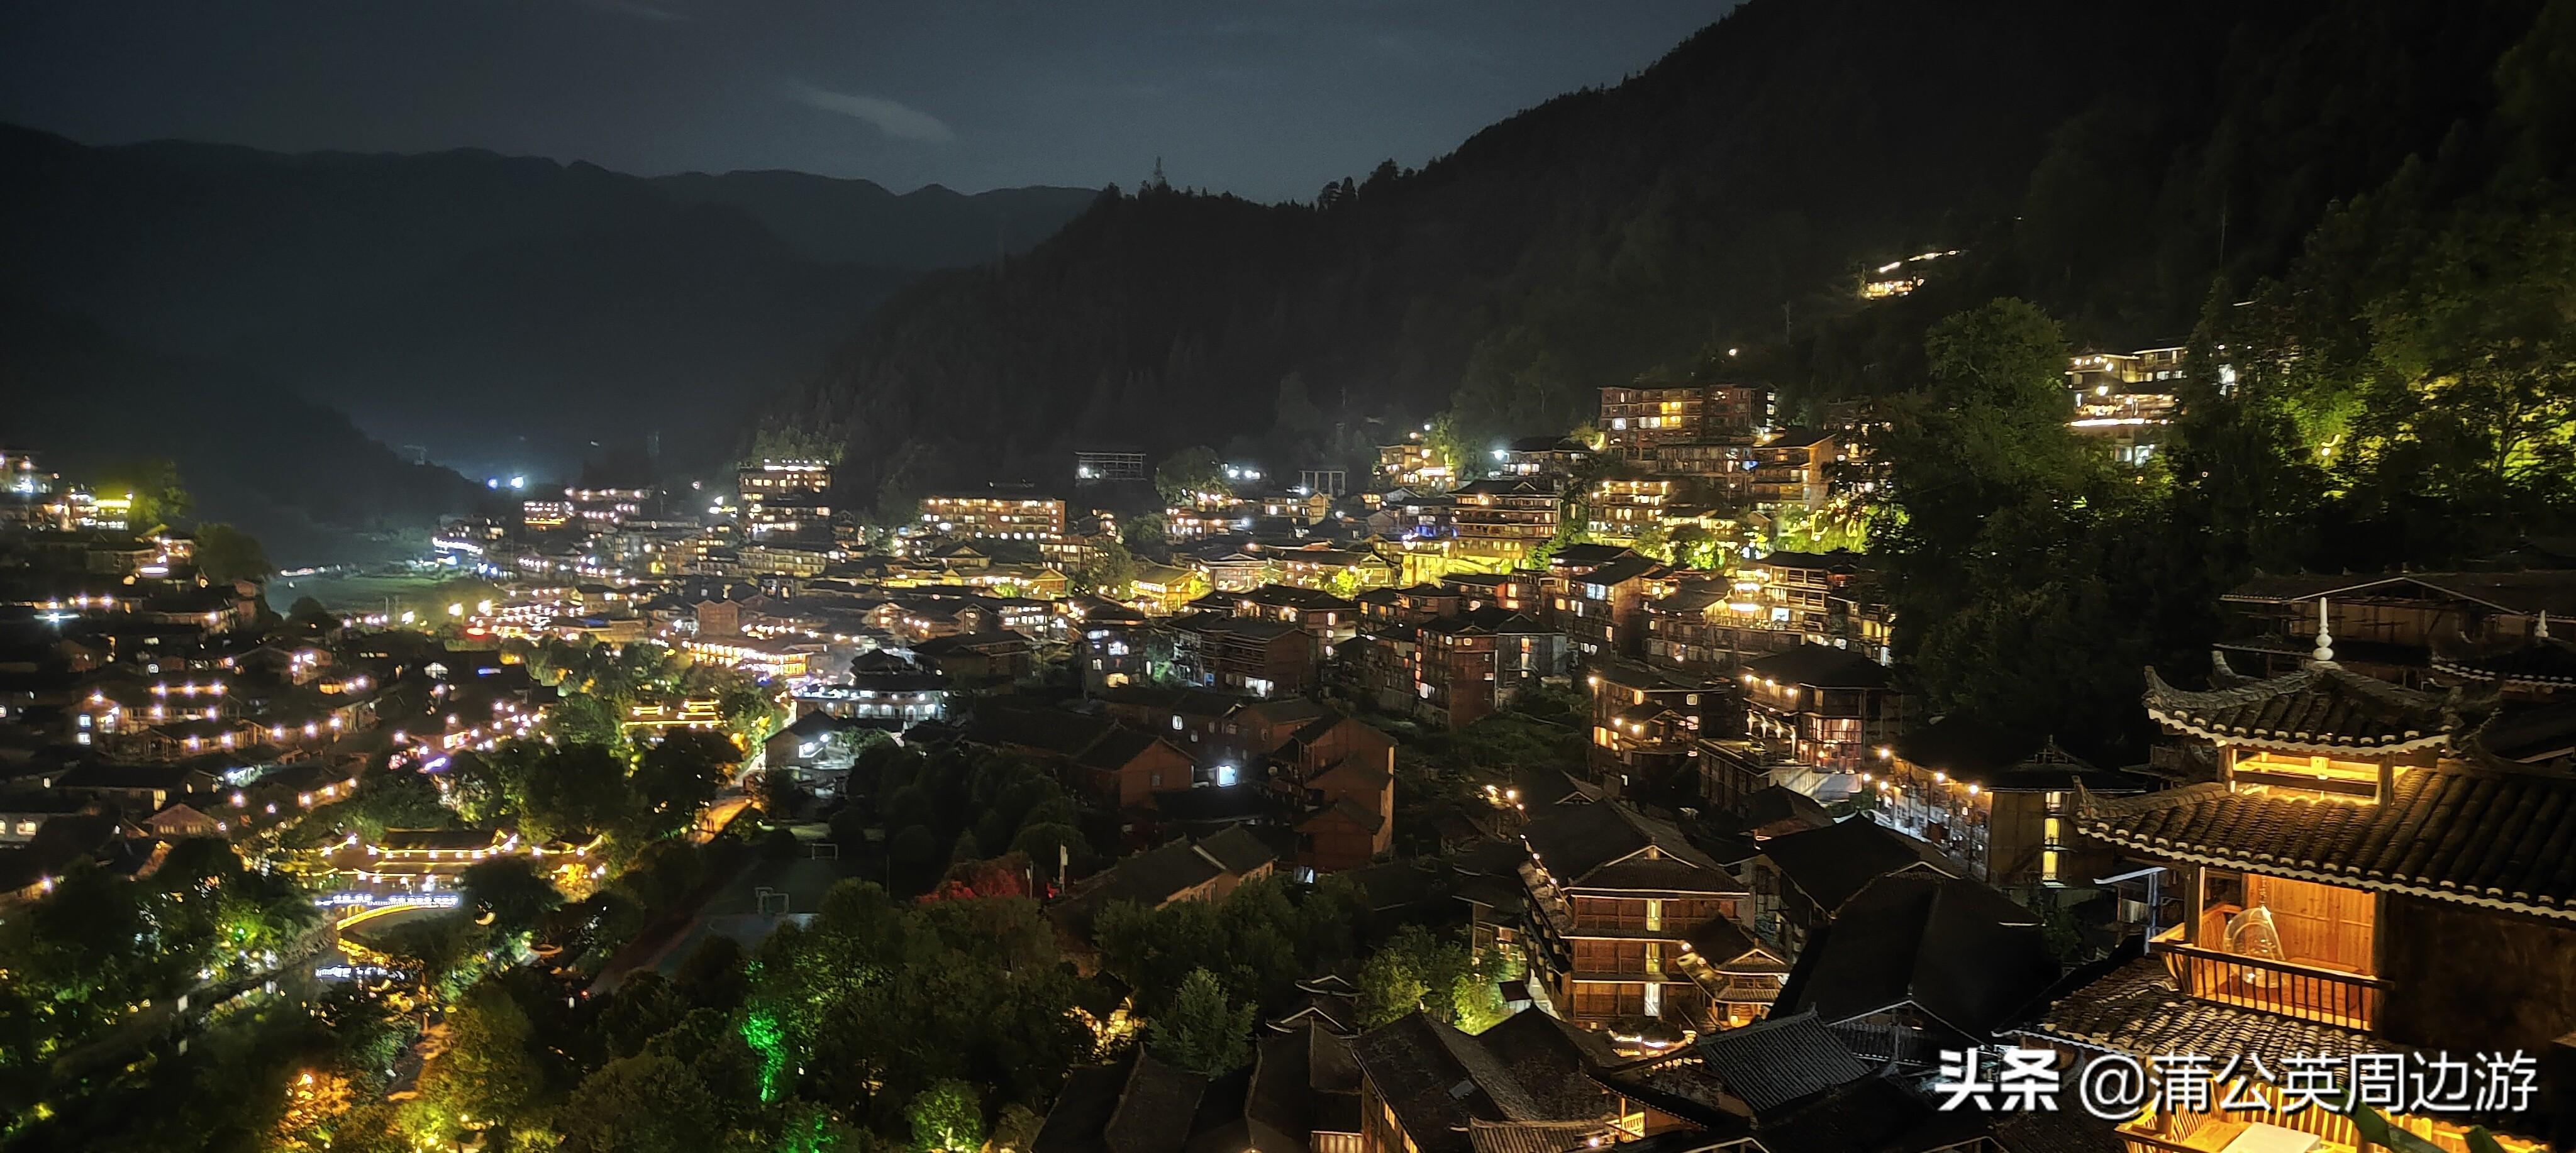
[2155,940,2383,1030]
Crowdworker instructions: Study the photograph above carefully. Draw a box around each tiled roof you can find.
[1462,1120,1606,1153]
[1738,785,1831,837]
[1692,1010,1874,1113]
[2431,631,2576,689]
[1742,644,1891,690]
[1106,1051,1213,1153]
[1772,874,2055,1044]
[1682,915,1782,971]
[1033,1058,1133,1153]
[1757,817,1953,913]
[1246,1023,1360,1153]
[2016,956,2377,1068]
[1577,554,1661,587]
[1241,584,1359,612]
[1522,801,1728,888]
[1267,992,1358,1035]
[1545,544,1631,570]
[2223,571,2576,617]
[1749,549,1867,573]
[1589,1010,1877,1128]
[1746,1075,1975,1153]
[1196,826,1279,874]
[1346,1011,1613,1153]
[2077,766,2576,919]
[2479,699,2576,764]
[2141,658,2486,753]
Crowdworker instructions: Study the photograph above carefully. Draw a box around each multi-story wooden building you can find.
[1269,545,1397,592]
[1450,478,1560,563]
[1409,608,1563,729]
[1561,553,1677,659]
[2216,571,2576,692]
[1598,382,1766,461]
[1739,644,1909,771]
[1648,439,1757,491]
[1497,436,1593,479]
[1350,1010,1635,1153]
[1747,429,1836,512]
[1374,436,1453,491]
[919,491,1067,541]
[1163,612,1313,697]
[1440,570,1541,616]
[1586,478,1675,543]
[1743,815,1955,955]
[1874,715,2150,898]
[2020,654,2572,1152]
[1640,578,1806,677]
[737,459,833,500]
[1352,583,1463,627]
[1586,659,1709,786]
[1232,583,1359,658]
[1072,599,1150,694]
[1276,710,1398,873]
[1518,800,1748,1036]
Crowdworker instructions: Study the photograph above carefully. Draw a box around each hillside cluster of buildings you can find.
[1028,551,2576,1153]
[0,448,575,905]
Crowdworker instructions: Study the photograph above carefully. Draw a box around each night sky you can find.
[0,0,1735,201]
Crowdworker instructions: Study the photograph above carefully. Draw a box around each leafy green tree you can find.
[458,855,563,937]
[445,742,540,825]
[1354,926,1506,1031]
[192,522,271,583]
[1070,535,1140,594]
[418,982,542,1130]
[672,934,750,1012]
[1154,445,1228,505]
[333,763,452,840]
[1668,523,1722,570]
[555,1052,723,1153]
[1149,968,1254,1074]
[286,595,337,629]
[543,692,627,749]
[522,742,635,841]
[908,1079,985,1153]
[631,729,740,838]
[1355,948,1430,1029]
[718,681,785,744]
[92,456,189,528]
[364,912,492,996]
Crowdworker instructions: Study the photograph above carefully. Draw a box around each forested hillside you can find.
[0,301,491,565]
[778,0,2543,506]
[0,126,1096,474]
[1842,0,2576,754]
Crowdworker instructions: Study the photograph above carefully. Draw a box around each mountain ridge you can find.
[775,0,2540,510]
[0,122,1101,493]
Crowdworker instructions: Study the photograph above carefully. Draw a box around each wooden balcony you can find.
[2153,938,2382,1030]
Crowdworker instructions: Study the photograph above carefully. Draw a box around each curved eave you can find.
[2078,820,2576,923]
[2146,707,2447,756]
[2428,657,2576,689]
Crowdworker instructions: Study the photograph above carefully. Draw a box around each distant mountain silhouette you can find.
[769,0,2540,504]
[0,124,1097,477]
[0,297,492,565]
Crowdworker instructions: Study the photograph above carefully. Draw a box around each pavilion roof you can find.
[2141,654,2490,754]
[2077,764,2576,920]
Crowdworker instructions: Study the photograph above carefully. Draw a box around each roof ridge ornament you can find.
[2540,610,2552,641]
[2311,597,2336,664]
